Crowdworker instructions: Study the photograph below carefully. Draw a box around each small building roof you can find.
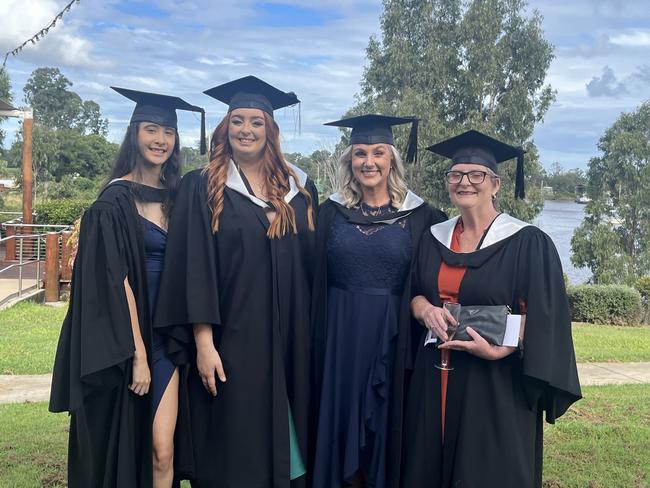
[0,99,17,111]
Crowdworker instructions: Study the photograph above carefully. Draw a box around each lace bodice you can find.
[327,203,412,290]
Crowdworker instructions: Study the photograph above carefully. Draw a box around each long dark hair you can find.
[107,121,182,218]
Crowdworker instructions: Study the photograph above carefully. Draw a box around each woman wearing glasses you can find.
[401,130,581,488]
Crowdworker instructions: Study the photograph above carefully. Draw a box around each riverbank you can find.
[535,200,590,284]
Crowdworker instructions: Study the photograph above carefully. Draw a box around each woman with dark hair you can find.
[401,130,581,488]
[155,76,318,488]
[311,115,447,488]
[50,87,205,488]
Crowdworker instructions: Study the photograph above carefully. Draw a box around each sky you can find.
[1,0,649,171]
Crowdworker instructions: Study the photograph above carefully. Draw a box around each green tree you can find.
[23,67,108,135]
[9,67,114,197]
[285,148,341,198]
[48,130,117,181]
[180,146,208,173]
[6,125,118,198]
[24,67,83,130]
[571,102,650,284]
[0,67,13,149]
[347,0,554,220]
[76,100,109,136]
[542,162,586,199]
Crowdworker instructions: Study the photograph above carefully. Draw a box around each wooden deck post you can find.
[60,230,73,282]
[5,225,16,261]
[22,111,34,225]
[44,232,60,302]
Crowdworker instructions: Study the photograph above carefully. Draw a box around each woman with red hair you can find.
[155,76,317,488]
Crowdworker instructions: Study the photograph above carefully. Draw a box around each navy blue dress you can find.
[141,216,175,416]
[313,203,411,488]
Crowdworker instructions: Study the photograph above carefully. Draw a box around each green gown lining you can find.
[289,403,306,480]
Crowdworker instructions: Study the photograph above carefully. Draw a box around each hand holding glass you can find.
[435,302,460,371]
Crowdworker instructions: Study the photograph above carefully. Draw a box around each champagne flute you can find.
[435,301,461,371]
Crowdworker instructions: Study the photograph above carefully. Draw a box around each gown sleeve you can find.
[305,178,319,216]
[410,228,430,301]
[49,203,134,413]
[153,170,221,363]
[519,228,582,423]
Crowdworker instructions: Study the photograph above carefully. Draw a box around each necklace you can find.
[236,163,266,198]
[359,201,392,217]
[255,179,266,195]
[354,201,405,235]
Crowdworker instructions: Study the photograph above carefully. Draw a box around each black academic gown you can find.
[310,193,447,488]
[50,181,154,488]
[154,163,317,488]
[401,215,582,488]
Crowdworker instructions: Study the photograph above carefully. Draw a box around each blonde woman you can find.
[311,115,446,488]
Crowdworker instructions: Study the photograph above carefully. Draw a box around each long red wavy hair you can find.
[203,111,315,238]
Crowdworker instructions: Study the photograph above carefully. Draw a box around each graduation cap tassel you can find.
[405,118,419,165]
[200,110,207,155]
[515,149,525,199]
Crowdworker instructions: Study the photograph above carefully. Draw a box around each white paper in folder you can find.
[423,314,522,347]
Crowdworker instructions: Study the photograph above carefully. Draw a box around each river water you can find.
[533,200,591,285]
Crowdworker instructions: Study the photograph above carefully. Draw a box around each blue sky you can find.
[1,0,650,171]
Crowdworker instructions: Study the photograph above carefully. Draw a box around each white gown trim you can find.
[328,190,424,224]
[226,159,308,208]
[430,213,531,250]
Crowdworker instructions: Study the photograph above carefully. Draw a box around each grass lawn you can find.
[0,402,68,487]
[0,386,647,487]
[4,304,650,375]
[543,385,650,487]
[572,322,650,362]
[0,302,67,375]
[0,400,191,487]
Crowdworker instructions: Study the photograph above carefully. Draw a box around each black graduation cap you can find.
[203,75,299,116]
[111,86,207,155]
[426,129,526,199]
[324,114,420,164]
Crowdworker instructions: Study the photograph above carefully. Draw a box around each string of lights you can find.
[2,0,82,68]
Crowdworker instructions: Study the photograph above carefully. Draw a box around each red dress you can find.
[436,220,466,438]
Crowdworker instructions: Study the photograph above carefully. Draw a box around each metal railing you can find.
[0,233,43,306]
[0,212,23,238]
[0,221,72,307]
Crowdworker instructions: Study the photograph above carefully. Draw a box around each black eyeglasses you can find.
[445,170,495,184]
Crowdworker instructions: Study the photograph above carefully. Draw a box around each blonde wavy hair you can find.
[336,144,408,208]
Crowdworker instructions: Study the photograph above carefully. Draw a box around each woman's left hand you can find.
[129,352,151,395]
[438,326,517,361]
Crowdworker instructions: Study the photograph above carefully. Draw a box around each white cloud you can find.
[197,57,248,67]
[3,0,649,173]
[609,30,650,47]
[0,0,106,69]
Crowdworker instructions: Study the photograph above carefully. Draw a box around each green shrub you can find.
[635,276,650,301]
[43,176,102,199]
[568,284,642,325]
[34,199,93,225]
[636,276,650,324]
